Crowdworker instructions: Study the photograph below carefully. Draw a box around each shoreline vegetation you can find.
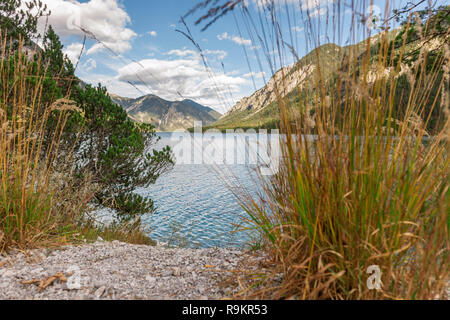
[1,0,449,300]
[0,0,173,253]
[186,0,449,300]
[0,38,160,251]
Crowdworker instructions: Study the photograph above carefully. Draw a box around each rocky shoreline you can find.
[0,241,266,300]
[1,241,447,300]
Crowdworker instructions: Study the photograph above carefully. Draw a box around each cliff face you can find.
[213,30,420,130]
[226,64,315,116]
[214,43,344,129]
[110,94,222,132]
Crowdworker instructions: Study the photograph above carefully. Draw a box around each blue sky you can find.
[32,0,444,114]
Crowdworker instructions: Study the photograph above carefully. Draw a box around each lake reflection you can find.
[137,132,278,248]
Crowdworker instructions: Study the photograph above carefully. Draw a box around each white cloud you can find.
[301,0,332,10]
[64,42,84,64]
[292,26,304,32]
[217,32,228,41]
[83,58,97,72]
[227,69,242,76]
[167,49,227,61]
[78,72,134,96]
[310,7,327,18]
[166,49,198,58]
[203,49,227,60]
[148,31,157,37]
[253,0,334,15]
[233,37,251,46]
[217,32,252,46]
[115,58,247,110]
[243,71,266,79]
[33,0,136,55]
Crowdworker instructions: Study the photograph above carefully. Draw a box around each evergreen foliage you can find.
[1,0,174,221]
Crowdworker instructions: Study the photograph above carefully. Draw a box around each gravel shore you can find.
[0,241,265,300]
[2,241,447,300]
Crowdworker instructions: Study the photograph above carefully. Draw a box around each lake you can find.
[134,131,280,249]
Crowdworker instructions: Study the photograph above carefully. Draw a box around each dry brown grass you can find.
[0,33,154,252]
[0,33,79,250]
[187,0,449,300]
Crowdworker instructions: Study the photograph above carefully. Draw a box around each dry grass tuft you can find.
[0,33,77,250]
[188,0,449,300]
[0,33,153,253]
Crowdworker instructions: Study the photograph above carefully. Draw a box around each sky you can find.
[29,0,445,115]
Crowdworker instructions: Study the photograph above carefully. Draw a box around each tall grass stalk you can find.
[0,32,161,251]
[187,0,449,299]
[0,32,82,250]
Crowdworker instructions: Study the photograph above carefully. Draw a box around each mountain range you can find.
[110,94,222,132]
[212,23,445,133]
[111,26,444,133]
[212,41,368,130]
[211,31,409,130]
[111,43,348,132]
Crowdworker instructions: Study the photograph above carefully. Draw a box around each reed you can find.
[0,32,88,250]
[0,31,159,252]
[188,0,449,299]
[242,2,448,300]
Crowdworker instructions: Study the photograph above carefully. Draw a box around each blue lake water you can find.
[134,132,278,249]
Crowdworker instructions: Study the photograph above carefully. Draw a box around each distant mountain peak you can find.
[110,93,221,132]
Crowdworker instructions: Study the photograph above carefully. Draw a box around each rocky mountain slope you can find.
[212,32,409,130]
[212,43,351,130]
[110,94,221,132]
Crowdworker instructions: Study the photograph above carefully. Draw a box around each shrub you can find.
[70,84,174,218]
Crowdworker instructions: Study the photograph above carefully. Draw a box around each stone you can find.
[0,242,263,300]
[162,270,173,277]
[94,286,106,298]
[173,267,181,277]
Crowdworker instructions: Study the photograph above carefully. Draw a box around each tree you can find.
[366,5,449,134]
[71,84,174,222]
[389,5,449,133]
[2,1,175,222]
[0,0,49,43]
[391,5,449,65]
[42,25,77,95]
[38,28,175,223]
